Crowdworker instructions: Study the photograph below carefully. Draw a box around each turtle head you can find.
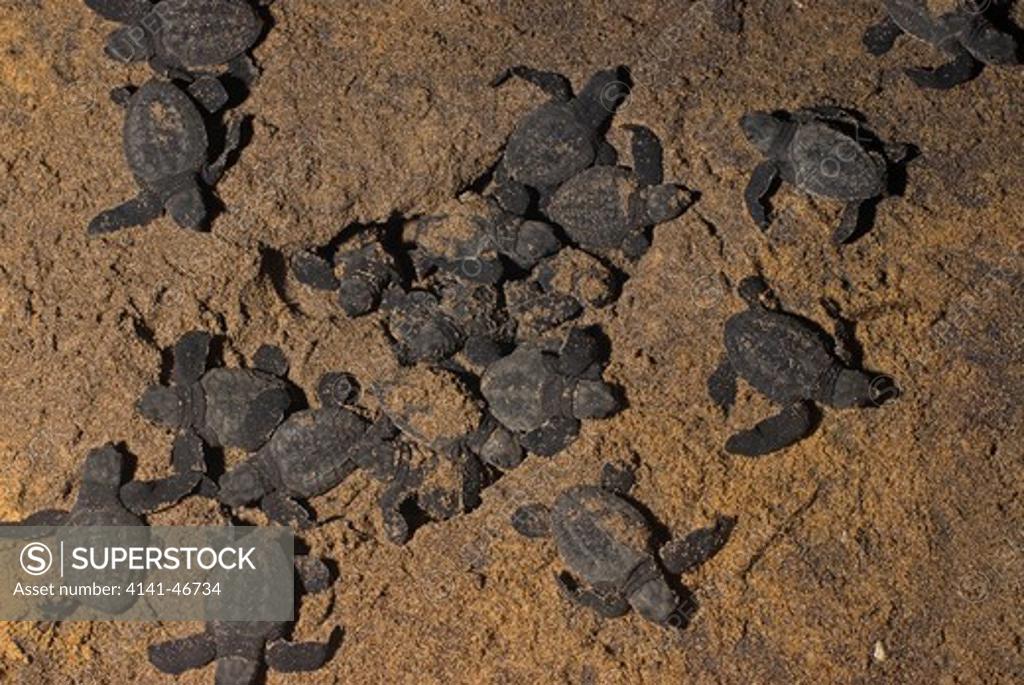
[737,275,773,308]
[628,574,679,626]
[572,380,621,419]
[76,445,127,508]
[137,385,187,429]
[962,18,1018,66]
[740,111,787,155]
[830,368,876,409]
[104,25,153,64]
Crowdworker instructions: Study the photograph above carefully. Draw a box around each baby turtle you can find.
[511,461,733,626]
[88,80,241,235]
[407,193,562,283]
[504,247,617,338]
[381,278,514,366]
[863,0,1018,89]
[292,228,400,317]
[708,276,893,457]
[373,443,485,544]
[137,331,296,469]
[480,328,621,457]
[148,554,339,683]
[101,0,264,110]
[1,444,199,616]
[740,106,910,244]
[491,65,630,213]
[217,373,387,528]
[546,125,693,259]
[369,366,486,540]
[372,365,485,454]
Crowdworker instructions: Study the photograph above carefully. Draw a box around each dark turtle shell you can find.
[789,123,886,201]
[150,0,262,69]
[504,102,596,188]
[551,485,652,589]
[724,309,837,404]
[199,368,292,451]
[124,81,208,187]
[480,348,566,433]
[258,408,366,498]
[884,0,948,44]
[546,166,639,249]
[84,0,153,22]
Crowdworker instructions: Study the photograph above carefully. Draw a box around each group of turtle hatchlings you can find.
[4,0,1019,681]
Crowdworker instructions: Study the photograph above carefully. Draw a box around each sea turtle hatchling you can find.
[96,0,265,110]
[405,193,562,283]
[503,247,617,339]
[708,276,896,457]
[1,444,200,617]
[291,227,401,318]
[368,365,486,540]
[88,80,242,235]
[381,278,515,367]
[147,554,339,684]
[511,461,734,626]
[740,106,911,244]
[545,125,694,259]
[863,0,1019,90]
[137,331,296,471]
[491,65,631,214]
[480,327,621,458]
[216,373,390,528]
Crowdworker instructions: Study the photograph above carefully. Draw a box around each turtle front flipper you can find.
[862,15,904,56]
[555,572,630,618]
[228,53,261,88]
[905,49,981,89]
[492,162,532,216]
[660,515,737,575]
[708,357,738,415]
[148,632,217,675]
[624,124,664,187]
[87,192,164,235]
[120,471,202,516]
[724,401,818,456]
[202,113,245,186]
[744,160,781,230]
[172,330,213,385]
[0,508,68,532]
[494,65,574,100]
